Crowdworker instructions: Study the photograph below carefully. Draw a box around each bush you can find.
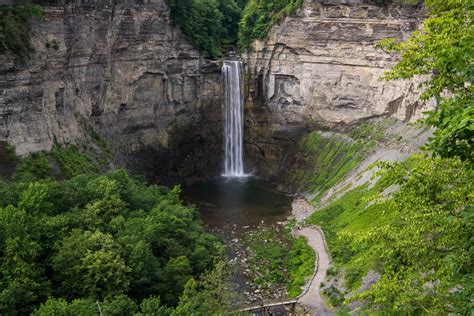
[165,0,243,58]
[0,5,42,63]
[238,0,303,50]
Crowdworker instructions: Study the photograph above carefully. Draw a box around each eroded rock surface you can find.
[0,0,222,182]
[244,0,433,180]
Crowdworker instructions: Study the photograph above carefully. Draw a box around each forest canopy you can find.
[164,0,306,57]
[0,165,225,314]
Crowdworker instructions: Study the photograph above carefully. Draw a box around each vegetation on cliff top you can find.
[237,0,303,50]
[165,0,244,58]
[378,0,473,162]
[0,4,41,63]
[165,0,306,56]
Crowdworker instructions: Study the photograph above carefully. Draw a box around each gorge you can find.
[0,0,430,185]
[0,0,472,315]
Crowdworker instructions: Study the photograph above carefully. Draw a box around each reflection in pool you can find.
[181,176,292,231]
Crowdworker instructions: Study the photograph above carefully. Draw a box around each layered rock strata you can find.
[244,0,432,180]
[0,0,222,182]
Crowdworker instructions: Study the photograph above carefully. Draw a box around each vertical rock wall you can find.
[0,0,222,182]
[244,0,432,180]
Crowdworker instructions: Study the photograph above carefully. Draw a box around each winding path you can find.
[239,199,332,314]
[292,198,333,314]
[240,226,332,315]
[294,227,332,314]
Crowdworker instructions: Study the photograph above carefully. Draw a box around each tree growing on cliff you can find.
[0,4,41,63]
[378,0,473,162]
[165,0,243,58]
[238,0,303,50]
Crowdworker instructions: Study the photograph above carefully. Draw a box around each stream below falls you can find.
[181,176,293,306]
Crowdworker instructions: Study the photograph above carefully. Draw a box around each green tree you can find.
[161,256,193,305]
[238,0,303,50]
[13,152,51,181]
[0,4,42,63]
[218,0,242,44]
[83,178,127,230]
[347,155,473,313]
[0,205,49,314]
[166,0,225,58]
[173,261,236,315]
[101,294,137,315]
[81,250,131,299]
[137,296,171,315]
[378,0,473,162]
[33,298,98,316]
[52,230,130,299]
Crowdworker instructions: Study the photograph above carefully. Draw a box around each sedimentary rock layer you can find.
[0,0,221,182]
[244,0,432,179]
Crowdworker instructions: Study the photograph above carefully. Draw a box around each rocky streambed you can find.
[180,176,294,305]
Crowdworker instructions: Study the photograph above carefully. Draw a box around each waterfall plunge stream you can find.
[222,60,247,177]
[183,61,292,302]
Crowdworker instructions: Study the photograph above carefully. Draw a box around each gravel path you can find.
[292,198,333,314]
[294,227,332,315]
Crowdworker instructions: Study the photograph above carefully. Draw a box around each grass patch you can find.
[287,236,315,297]
[307,173,394,291]
[244,225,315,298]
[290,133,373,203]
[322,285,345,308]
[290,120,393,203]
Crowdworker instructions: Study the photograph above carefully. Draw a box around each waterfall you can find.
[222,60,247,177]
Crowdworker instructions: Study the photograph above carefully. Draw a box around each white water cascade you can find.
[222,60,247,177]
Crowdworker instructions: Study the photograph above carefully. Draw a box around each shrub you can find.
[238,0,303,50]
[0,5,42,63]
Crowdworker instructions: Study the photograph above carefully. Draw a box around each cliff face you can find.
[0,0,222,182]
[1,0,433,184]
[244,0,432,180]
